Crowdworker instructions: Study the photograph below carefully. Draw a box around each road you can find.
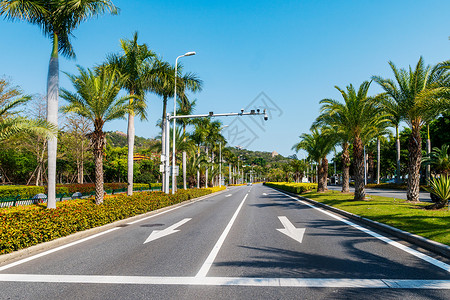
[327,185,433,202]
[0,184,449,299]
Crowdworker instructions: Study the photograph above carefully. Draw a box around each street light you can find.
[172,51,196,194]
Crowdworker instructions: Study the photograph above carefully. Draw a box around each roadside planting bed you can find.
[0,186,225,255]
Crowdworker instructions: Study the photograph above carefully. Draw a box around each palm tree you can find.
[315,82,388,200]
[422,145,450,176]
[1,0,119,208]
[177,97,196,189]
[314,118,352,193]
[0,78,56,141]
[60,66,143,204]
[104,32,162,196]
[292,128,335,192]
[152,61,202,189]
[373,57,448,202]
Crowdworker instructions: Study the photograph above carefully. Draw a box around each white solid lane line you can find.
[275,190,450,273]
[196,193,249,278]
[0,274,449,289]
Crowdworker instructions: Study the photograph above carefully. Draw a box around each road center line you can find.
[275,190,450,273]
[196,193,249,277]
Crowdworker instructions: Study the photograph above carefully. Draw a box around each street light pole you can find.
[172,51,196,194]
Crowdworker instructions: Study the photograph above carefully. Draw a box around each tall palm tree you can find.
[1,0,119,208]
[292,128,335,192]
[104,32,161,196]
[315,82,388,200]
[177,97,196,189]
[152,61,202,189]
[314,118,352,193]
[60,66,143,204]
[373,57,448,202]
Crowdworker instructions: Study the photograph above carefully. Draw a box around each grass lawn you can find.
[302,190,450,246]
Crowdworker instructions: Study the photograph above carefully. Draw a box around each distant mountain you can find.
[227,147,291,167]
[105,131,158,149]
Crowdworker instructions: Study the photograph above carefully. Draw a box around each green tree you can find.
[153,61,202,189]
[422,145,450,176]
[104,32,162,196]
[1,0,118,208]
[293,128,335,192]
[176,97,196,189]
[373,57,447,202]
[60,67,143,204]
[0,78,56,142]
[316,82,387,200]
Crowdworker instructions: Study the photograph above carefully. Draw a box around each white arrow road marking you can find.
[144,218,191,244]
[225,194,232,197]
[277,216,306,243]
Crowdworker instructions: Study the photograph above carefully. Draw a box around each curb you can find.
[0,187,228,266]
[267,186,450,259]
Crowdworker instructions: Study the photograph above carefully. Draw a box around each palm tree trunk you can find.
[197,147,200,188]
[183,125,187,190]
[426,124,431,182]
[182,151,187,189]
[396,126,401,184]
[127,110,135,196]
[317,158,328,192]
[94,146,104,205]
[80,141,85,184]
[92,128,105,205]
[342,142,350,193]
[377,137,381,184]
[322,157,328,191]
[407,122,422,202]
[205,147,209,188]
[161,97,167,190]
[353,136,366,201]
[46,33,59,209]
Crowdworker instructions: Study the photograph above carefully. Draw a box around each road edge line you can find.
[266,186,450,260]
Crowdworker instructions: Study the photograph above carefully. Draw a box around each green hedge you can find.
[0,183,156,203]
[0,186,225,255]
[0,186,45,199]
[264,182,317,194]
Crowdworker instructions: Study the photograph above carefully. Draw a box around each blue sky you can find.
[2,0,450,157]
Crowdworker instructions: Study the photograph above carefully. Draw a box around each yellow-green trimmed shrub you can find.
[264,182,317,194]
[0,186,224,255]
[0,186,45,199]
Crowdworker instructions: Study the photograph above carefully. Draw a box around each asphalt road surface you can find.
[0,184,449,299]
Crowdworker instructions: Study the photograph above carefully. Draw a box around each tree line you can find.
[292,57,450,207]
